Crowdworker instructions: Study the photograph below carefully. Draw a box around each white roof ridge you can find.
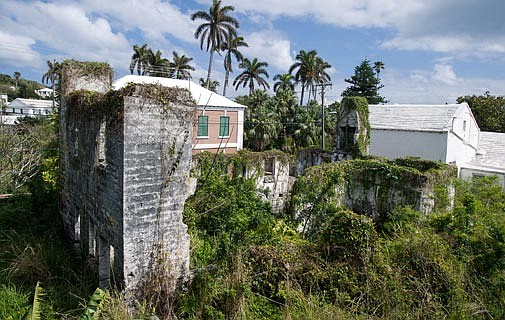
[113,75,246,109]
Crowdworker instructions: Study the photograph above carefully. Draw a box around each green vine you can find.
[290,157,456,236]
[193,149,292,182]
[61,60,113,95]
[341,96,370,158]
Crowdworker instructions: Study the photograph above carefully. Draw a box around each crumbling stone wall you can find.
[290,157,456,235]
[192,150,293,212]
[59,61,194,293]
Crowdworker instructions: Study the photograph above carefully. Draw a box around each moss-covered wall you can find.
[60,61,196,294]
[334,96,370,159]
[290,157,456,235]
[192,149,293,211]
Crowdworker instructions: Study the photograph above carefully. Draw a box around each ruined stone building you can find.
[59,61,193,292]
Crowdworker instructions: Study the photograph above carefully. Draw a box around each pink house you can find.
[113,75,246,154]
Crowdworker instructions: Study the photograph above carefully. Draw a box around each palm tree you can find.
[199,78,220,93]
[221,36,248,96]
[13,72,21,90]
[191,0,239,88]
[289,50,331,104]
[170,52,195,80]
[42,61,61,88]
[244,99,281,151]
[145,49,171,77]
[233,58,270,95]
[42,60,61,109]
[289,50,315,105]
[129,43,150,75]
[374,61,385,80]
[273,73,295,93]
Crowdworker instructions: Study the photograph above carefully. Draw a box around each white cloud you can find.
[242,30,294,72]
[382,65,505,104]
[0,31,42,68]
[196,0,419,28]
[78,0,197,43]
[194,0,505,57]
[432,64,460,85]
[0,1,131,70]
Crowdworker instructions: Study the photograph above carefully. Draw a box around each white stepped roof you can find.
[113,75,246,109]
[10,98,53,108]
[369,103,467,132]
[464,131,505,172]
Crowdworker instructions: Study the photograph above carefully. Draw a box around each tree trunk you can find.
[206,50,214,89]
[300,85,305,105]
[223,69,229,96]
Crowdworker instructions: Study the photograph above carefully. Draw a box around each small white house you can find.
[35,88,54,98]
[7,98,54,116]
[368,103,479,168]
[113,75,246,154]
[368,103,505,189]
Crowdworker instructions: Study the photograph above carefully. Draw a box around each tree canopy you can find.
[457,92,505,133]
[191,0,239,87]
[342,59,387,104]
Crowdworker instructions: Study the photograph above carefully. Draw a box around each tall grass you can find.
[0,195,97,318]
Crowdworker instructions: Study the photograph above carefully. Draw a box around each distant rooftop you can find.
[464,131,505,172]
[369,103,468,132]
[10,98,54,108]
[113,75,246,109]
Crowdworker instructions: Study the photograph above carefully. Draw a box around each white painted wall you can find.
[460,168,505,190]
[446,132,478,167]
[445,106,480,168]
[237,109,244,150]
[369,129,448,162]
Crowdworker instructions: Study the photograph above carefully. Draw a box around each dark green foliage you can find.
[237,89,337,152]
[0,73,45,99]
[290,158,456,236]
[185,152,277,268]
[320,209,377,264]
[457,92,505,132]
[342,59,387,104]
[0,195,97,318]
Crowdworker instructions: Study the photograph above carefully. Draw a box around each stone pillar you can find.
[98,236,111,289]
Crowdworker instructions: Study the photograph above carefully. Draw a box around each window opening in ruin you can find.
[97,120,106,166]
[339,126,356,152]
[73,128,79,157]
[264,158,275,176]
[197,116,208,137]
[89,223,96,256]
[74,211,81,242]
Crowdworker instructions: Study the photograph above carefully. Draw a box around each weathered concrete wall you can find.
[295,149,335,176]
[192,150,293,213]
[122,93,193,292]
[59,61,194,293]
[246,155,293,213]
[290,158,456,235]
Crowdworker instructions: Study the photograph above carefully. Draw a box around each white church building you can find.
[368,103,505,189]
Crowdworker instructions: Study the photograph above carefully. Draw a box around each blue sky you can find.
[1,0,505,103]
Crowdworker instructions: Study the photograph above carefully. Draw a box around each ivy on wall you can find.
[337,96,371,158]
[290,157,457,237]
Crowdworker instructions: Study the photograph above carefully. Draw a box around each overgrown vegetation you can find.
[0,74,45,100]
[236,89,339,152]
[457,92,505,133]
[1,105,504,319]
